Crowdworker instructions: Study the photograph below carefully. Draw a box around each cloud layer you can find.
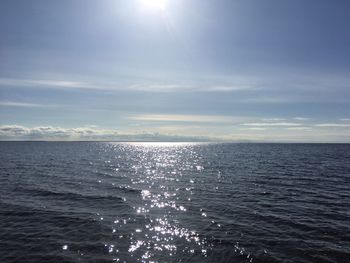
[1,120,350,143]
[0,125,211,142]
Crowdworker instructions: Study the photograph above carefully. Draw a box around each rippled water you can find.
[1,142,350,262]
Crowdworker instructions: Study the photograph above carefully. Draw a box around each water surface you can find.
[1,142,349,262]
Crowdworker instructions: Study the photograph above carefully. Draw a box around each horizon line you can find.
[1,140,349,144]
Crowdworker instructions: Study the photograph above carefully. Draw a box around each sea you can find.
[0,142,349,262]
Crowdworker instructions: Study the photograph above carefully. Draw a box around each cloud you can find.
[262,118,286,121]
[242,97,293,103]
[127,114,237,123]
[227,131,350,143]
[241,122,302,127]
[0,125,211,141]
[339,118,350,121]
[0,78,98,90]
[245,127,267,131]
[315,123,350,127]
[0,77,254,93]
[0,125,112,139]
[128,84,193,92]
[285,127,312,131]
[294,117,309,121]
[107,82,253,93]
[1,123,350,142]
[203,85,253,92]
[0,101,46,107]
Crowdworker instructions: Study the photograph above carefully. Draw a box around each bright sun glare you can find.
[141,0,167,11]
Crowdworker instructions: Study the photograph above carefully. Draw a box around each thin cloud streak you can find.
[285,127,312,131]
[242,122,302,127]
[0,78,254,93]
[294,117,309,121]
[262,118,286,121]
[128,84,193,92]
[0,78,98,90]
[128,114,238,123]
[202,85,254,92]
[0,101,46,107]
[245,127,267,131]
[315,123,350,127]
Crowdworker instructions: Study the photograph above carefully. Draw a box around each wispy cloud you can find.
[294,117,309,121]
[0,101,46,107]
[0,77,255,93]
[315,123,350,127]
[127,114,237,123]
[285,127,312,131]
[242,97,293,103]
[0,78,98,90]
[241,122,302,127]
[203,85,253,92]
[245,127,267,131]
[262,118,286,121]
[128,84,193,92]
[339,118,350,121]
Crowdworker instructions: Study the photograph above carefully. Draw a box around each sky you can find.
[1,0,350,142]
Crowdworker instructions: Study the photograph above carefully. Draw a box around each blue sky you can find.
[1,0,350,141]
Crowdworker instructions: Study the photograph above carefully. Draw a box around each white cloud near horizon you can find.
[0,125,211,141]
[1,124,349,142]
[0,125,116,138]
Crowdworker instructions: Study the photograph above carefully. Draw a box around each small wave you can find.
[13,186,125,203]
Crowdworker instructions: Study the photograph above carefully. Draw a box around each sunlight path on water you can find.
[102,142,214,262]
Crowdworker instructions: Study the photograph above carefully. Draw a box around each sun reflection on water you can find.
[125,142,200,147]
[77,142,238,262]
[93,142,214,261]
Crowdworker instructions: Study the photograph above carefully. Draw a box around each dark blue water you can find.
[1,142,350,262]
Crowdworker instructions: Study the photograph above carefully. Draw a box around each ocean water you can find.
[0,142,350,263]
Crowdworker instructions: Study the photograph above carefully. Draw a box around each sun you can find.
[140,0,167,11]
